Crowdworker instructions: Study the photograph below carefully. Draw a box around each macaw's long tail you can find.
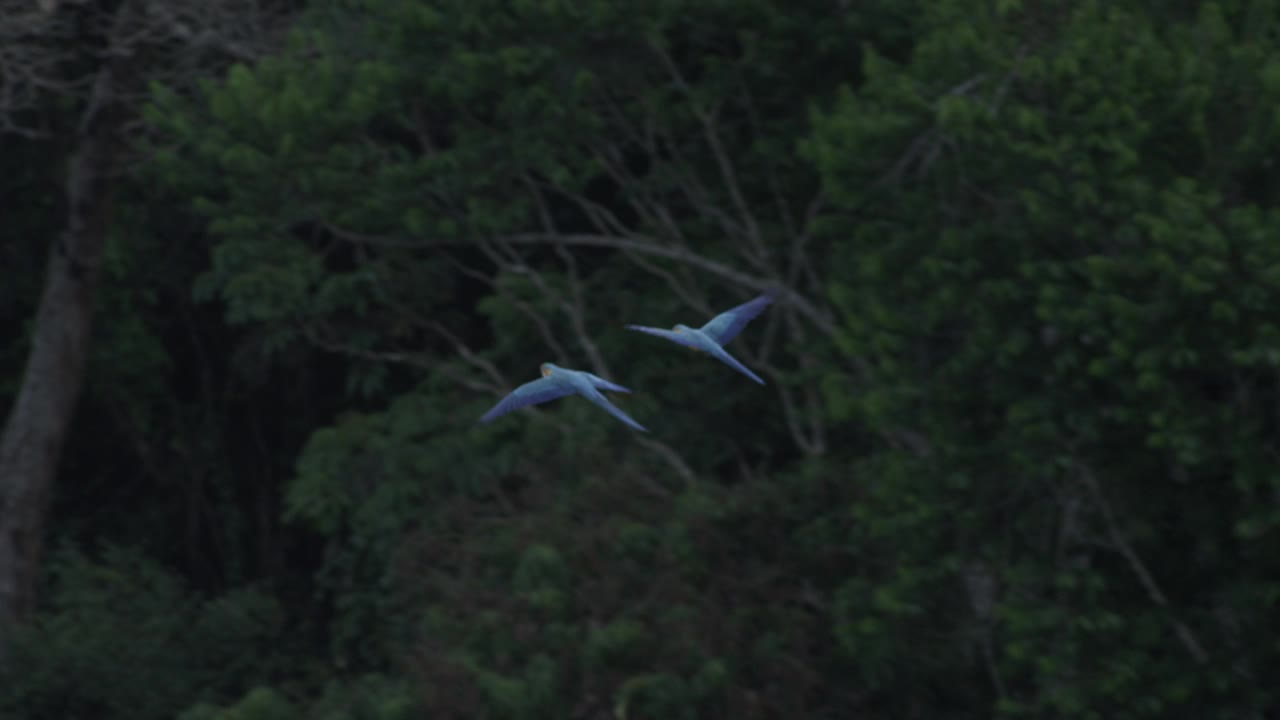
[707,346,766,385]
[582,387,649,432]
[586,373,631,394]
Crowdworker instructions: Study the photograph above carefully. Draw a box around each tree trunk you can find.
[0,74,119,652]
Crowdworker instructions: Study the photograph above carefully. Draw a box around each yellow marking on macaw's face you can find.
[542,367,552,377]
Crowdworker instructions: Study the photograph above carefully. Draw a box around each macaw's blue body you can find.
[625,293,776,385]
[477,363,648,432]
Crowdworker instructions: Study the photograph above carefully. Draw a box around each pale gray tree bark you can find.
[0,62,121,642]
[0,0,290,657]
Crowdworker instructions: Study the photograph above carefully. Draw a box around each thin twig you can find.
[1076,462,1209,664]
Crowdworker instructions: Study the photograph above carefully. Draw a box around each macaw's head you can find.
[540,363,555,377]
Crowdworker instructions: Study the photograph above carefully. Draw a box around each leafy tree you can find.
[1,546,283,719]
[144,0,875,716]
[808,0,1280,714]
[3,0,1278,717]
[0,0,293,651]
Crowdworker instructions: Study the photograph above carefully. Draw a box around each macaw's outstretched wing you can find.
[624,324,701,349]
[580,388,649,432]
[706,345,766,385]
[699,293,776,346]
[477,377,575,424]
[584,373,632,394]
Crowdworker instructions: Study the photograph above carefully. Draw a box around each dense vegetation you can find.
[3,0,1279,717]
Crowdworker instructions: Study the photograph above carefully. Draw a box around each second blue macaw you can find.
[625,293,776,385]
[477,363,648,432]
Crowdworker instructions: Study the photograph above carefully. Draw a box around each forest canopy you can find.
[2,0,1278,717]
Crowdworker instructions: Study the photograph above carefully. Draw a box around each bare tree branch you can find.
[364,260,513,395]
[521,175,613,377]
[554,184,715,318]
[649,37,768,268]
[1076,462,1209,664]
[1,0,289,142]
[477,241,572,365]
[495,232,832,335]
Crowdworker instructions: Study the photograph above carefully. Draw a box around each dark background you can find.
[1,0,1278,717]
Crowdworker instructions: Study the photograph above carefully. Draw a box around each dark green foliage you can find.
[178,676,419,720]
[807,0,1280,715]
[1,547,283,720]
[3,0,1279,717]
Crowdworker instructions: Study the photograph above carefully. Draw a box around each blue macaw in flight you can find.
[625,293,775,385]
[477,363,648,432]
